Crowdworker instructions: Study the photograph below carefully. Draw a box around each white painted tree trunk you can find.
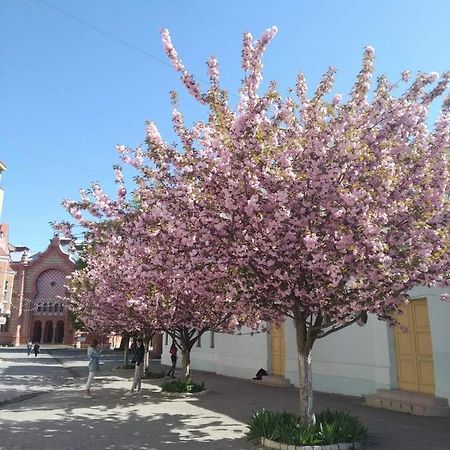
[181,350,191,379]
[297,346,314,424]
[144,336,151,371]
[294,311,315,424]
[123,335,130,367]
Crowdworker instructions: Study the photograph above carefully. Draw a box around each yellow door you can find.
[271,322,285,376]
[395,298,435,394]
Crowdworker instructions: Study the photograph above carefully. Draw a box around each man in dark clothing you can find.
[129,338,145,394]
[33,343,40,358]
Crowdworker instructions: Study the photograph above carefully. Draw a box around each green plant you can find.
[121,363,135,370]
[160,378,205,393]
[247,409,367,446]
[143,370,166,379]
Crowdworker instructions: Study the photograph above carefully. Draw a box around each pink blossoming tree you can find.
[60,171,262,379]
[153,27,450,422]
[60,26,449,423]
[66,218,157,368]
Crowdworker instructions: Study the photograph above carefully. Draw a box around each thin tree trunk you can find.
[181,348,191,379]
[297,345,314,424]
[144,335,151,371]
[122,334,130,367]
[294,311,315,424]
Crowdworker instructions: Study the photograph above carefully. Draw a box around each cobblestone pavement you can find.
[1,347,450,449]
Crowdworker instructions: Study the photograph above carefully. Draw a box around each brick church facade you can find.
[5,235,76,346]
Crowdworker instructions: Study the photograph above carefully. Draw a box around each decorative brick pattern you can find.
[33,269,67,315]
[34,269,66,302]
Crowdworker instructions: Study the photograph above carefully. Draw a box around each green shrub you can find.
[247,409,367,446]
[120,364,135,370]
[143,370,166,379]
[160,378,205,393]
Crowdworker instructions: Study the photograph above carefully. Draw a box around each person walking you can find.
[33,342,40,358]
[85,339,101,398]
[27,342,32,356]
[167,340,178,378]
[128,338,145,395]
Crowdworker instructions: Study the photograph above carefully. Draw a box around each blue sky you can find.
[1,0,449,252]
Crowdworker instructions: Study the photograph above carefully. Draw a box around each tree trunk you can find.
[122,334,130,367]
[294,312,315,424]
[181,348,191,379]
[144,335,151,371]
[297,345,314,424]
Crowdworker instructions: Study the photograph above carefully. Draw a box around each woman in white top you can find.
[85,339,101,398]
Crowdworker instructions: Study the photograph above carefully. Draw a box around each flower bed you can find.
[160,378,207,397]
[248,409,367,449]
[143,370,167,380]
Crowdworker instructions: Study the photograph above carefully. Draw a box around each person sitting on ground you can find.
[128,338,145,395]
[85,339,101,398]
[167,340,178,378]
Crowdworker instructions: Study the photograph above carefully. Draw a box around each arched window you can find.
[48,303,53,313]
[37,304,42,312]
[60,304,64,312]
[54,303,59,313]
[43,303,47,312]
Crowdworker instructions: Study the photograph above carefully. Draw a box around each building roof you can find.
[10,235,78,265]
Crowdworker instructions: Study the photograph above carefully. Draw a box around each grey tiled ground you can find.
[1,347,449,449]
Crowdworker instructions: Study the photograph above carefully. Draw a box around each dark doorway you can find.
[32,320,42,343]
[43,321,53,343]
[55,321,65,343]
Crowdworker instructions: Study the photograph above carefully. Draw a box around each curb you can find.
[160,389,209,398]
[261,438,362,450]
[46,349,83,378]
[0,392,45,408]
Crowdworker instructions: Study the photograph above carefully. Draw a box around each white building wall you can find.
[161,287,450,402]
[161,328,269,380]
[294,316,396,397]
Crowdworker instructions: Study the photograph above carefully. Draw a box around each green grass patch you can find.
[143,370,166,379]
[160,378,205,393]
[247,409,367,446]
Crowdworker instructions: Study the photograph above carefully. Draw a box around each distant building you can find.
[0,161,16,342]
[4,235,76,346]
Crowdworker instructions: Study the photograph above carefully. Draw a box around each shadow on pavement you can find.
[0,381,256,450]
[179,367,450,450]
[2,349,450,450]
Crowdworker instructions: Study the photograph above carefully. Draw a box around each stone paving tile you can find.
[1,348,450,449]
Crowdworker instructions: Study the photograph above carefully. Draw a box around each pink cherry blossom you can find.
[57,26,450,424]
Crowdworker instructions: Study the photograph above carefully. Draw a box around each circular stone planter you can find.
[160,389,209,398]
[261,437,362,450]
